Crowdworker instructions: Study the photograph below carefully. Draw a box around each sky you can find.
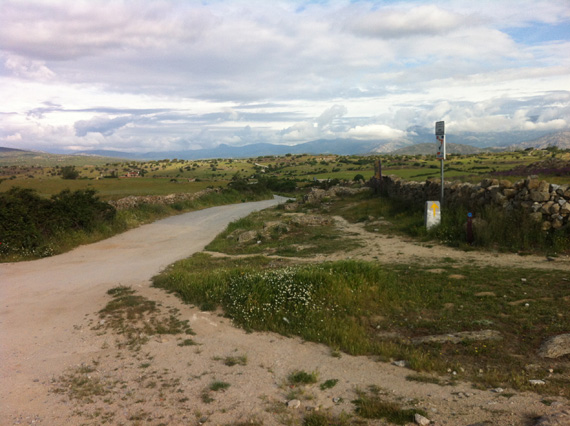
[1,0,570,153]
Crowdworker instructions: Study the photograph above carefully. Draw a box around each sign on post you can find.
[425,201,441,230]
[435,121,445,160]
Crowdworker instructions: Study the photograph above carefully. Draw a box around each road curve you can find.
[0,196,287,418]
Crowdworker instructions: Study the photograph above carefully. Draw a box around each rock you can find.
[414,413,431,425]
[412,330,503,345]
[287,399,301,409]
[531,191,551,202]
[290,214,332,227]
[474,292,496,297]
[283,202,299,211]
[539,334,570,358]
[491,387,504,393]
[534,410,570,426]
[392,360,407,367]
[263,221,290,234]
[481,178,498,188]
[529,379,546,385]
[332,397,341,403]
[238,230,259,243]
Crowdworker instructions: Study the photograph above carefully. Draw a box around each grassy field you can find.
[3,149,569,201]
[153,191,570,397]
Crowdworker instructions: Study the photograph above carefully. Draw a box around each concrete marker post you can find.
[425,201,441,230]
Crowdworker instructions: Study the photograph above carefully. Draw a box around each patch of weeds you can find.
[303,411,354,426]
[405,374,442,385]
[139,363,151,369]
[201,390,215,404]
[288,370,318,385]
[51,364,113,403]
[96,287,195,351]
[320,379,339,391]
[352,389,427,425]
[178,338,197,347]
[223,354,248,366]
[330,347,342,358]
[210,380,231,391]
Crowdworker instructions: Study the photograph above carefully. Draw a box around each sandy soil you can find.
[1,199,568,426]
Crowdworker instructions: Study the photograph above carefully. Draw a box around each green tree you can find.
[61,166,79,180]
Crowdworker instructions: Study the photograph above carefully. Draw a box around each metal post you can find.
[440,159,444,204]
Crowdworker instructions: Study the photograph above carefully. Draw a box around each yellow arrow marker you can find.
[431,202,439,217]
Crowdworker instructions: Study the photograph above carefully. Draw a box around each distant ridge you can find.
[0,147,28,153]
[389,142,483,155]
[507,131,570,151]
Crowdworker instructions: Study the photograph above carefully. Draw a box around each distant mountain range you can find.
[2,130,570,161]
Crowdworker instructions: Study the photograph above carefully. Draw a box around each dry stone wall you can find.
[108,188,219,210]
[379,175,570,231]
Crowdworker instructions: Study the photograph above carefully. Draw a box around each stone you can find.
[287,399,301,409]
[392,360,407,367]
[541,201,555,214]
[414,413,431,425]
[412,330,502,345]
[561,204,570,215]
[539,334,570,358]
[503,188,517,198]
[542,221,552,231]
[529,379,546,385]
[481,178,498,188]
[290,214,332,227]
[263,221,290,233]
[499,179,513,188]
[475,292,496,297]
[492,387,504,393]
[526,178,541,190]
[238,230,259,243]
[534,410,570,426]
[550,203,561,214]
[531,191,551,202]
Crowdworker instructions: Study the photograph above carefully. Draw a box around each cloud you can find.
[4,55,54,80]
[345,5,466,39]
[344,124,407,140]
[1,0,569,153]
[74,115,134,137]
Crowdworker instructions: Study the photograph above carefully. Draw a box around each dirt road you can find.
[0,198,568,425]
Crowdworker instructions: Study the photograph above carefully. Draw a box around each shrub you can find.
[0,187,115,258]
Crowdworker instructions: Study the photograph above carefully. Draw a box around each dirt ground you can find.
[1,199,568,426]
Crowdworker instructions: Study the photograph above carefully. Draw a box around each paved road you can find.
[0,196,287,419]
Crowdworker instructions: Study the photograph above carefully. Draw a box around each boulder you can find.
[539,334,570,358]
[238,230,259,244]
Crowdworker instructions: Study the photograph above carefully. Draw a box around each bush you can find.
[0,187,115,258]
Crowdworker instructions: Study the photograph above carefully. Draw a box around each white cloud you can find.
[345,124,407,140]
[345,5,466,39]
